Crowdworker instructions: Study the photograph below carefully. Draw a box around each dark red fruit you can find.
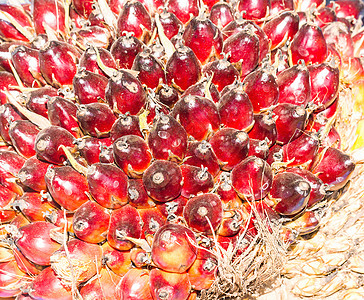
[248,139,270,160]
[110,34,143,70]
[32,0,66,35]
[25,86,58,118]
[142,160,183,202]
[231,156,273,200]
[8,120,40,158]
[110,114,142,141]
[182,77,221,103]
[0,5,32,41]
[113,135,152,177]
[209,2,234,29]
[269,172,311,216]
[138,207,166,238]
[237,0,270,20]
[157,85,180,107]
[79,46,117,77]
[17,156,50,192]
[87,163,128,209]
[45,165,89,211]
[0,103,23,144]
[167,0,199,23]
[180,165,214,198]
[128,178,155,208]
[75,136,112,165]
[156,9,183,39]
[0,150,25,195]
[248,114,277,146]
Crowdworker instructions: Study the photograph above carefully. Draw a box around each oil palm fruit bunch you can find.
[0,0,363,299]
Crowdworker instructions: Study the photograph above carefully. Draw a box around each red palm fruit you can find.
[148,114,188,161]
[151,223,197,273]
[75,136,112,165]
[17,156,49,192]
[29,267,71,300]
[157,85,180,107]
[232,156,273,200]
[167,0,199,23]
[202,56,240,91]
[73,201,110,243]
[110,114,142,141]
[243,200,278,234]
[72,0,93,18]
[277,60,311,107]
[223,30,260,77]
[0,185,16,221]
[47,96,79,137]
[110,34,143,70]
[45,165,89,211]
[156,9,183,39]
[0,150,25,195]
[117,1,152,40]
[180,165,214,198]
[113,135,152,177]
[79,46,117,77]
[108,204,142,251]
[13,221,61,266]
[274,103,307,144]
[117,269,153,300]
[109,0,127,14]
[100,145,115,164]
[0,72,19,104]
[132,48,165,89]
[342,57,364,84]
[248,139,270,160]
[183,13,223,64]
[128,178,155,208]
[328,0,364,19]
[296,0,324,11]
[218,209,245,236]
[80,268,121,300]
[150,269,191,300]
[308,61,340,111]
[10,214,30,228]
[0,104,23,143]
[10,45,45,87]
[311,147,355,191]
[130,247,150,267]
[143,94,171,125]
[182,77,221,103]
[102,242,132,276]
[13,192,53,222]
[188,249,217,290]
[269,172,311,216]
[285,168,326,208]
[73,69,108,105]
[156,195,187,220]
[51,239,102,285]
[139,0,163,16]
[282,131,319,167]
[0,5,32,42]
[8,120,40,158]
[210,128,249,171]
[0,42,19,72]
[31,33,49,50]
[25,86,58,118]
[314,6,337,27]
[263,11,299,50]
[143,160,183,202]
[12,244,43,276]
[243,66,279,113]
[289,23,327,65]
[77,103,116,137]
[105,70,146,115]
[39,41,80,87]
[0,260,29,298]
[267,144,283,165]
[216,234,238,252]
[285,210,319,235]
[183,193,223,233]
[209,1,234,29]
[237,0,270,20]
[171,95,220,140]
[0,209,16,223]
[249,114,277,146]
[216,173,243,209]
[323,22,354,59]
[184,141,220,178]
[222,19,269,62]
[166,43,201,91]
[139,207,167,238]
[218,82,254,131]
[32,0,66,35]
[87,163,128,209]
[270,0,294,15]
[35,126,74,164]
[71,25,112,49]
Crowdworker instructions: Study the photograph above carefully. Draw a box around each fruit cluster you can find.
[0,0,362,299]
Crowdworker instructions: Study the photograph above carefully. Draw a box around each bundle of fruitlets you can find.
[0,0,364,298]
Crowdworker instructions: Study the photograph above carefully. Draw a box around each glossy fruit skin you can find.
[110,35,143,70]
[32,0,66,35]
[35,126,74,164]
[167,0,199,23]
[107,205,142,251]
[8,120,40,158]
[0,103,23,144]
[237,0,270,20]
[143,160,183,202]
[25,86,58,118]
[171,95,220,141]
[270,172,311,216]
[110,114,142,141]
[39,41,80,87]
[128,178,156,208]
[151,223,197,273]
[0,150,25,195]
[117,269,152,300]
[79,46,117,77]
[248,114,277,146]
[183,193,223,233]
[87,163,128,209]
[231,156,273,200]
[45,165,89,212]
